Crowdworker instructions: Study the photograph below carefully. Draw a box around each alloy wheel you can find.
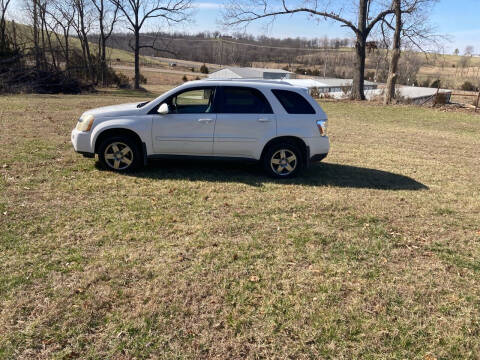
[270,149,297,176]
[103,142,134,170]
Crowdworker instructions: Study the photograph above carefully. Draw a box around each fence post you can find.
[432,79,440,107]
[475,91,480,112]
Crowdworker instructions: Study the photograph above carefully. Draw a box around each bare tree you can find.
[383,0,401,103]
[382,0,439,103]
[465,45,474,56]
[0,0,12,52]
[223,0,424,100]
[91,0,119,85]
[45,0,76,72]
[109,0,192,89]
[71,0,95,80]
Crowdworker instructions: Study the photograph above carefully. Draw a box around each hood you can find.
[83,102,146,118]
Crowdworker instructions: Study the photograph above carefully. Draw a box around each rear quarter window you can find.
[272,89,316,114]
[219,86,273,114]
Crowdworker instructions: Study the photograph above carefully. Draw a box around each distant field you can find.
[1,91,479,358]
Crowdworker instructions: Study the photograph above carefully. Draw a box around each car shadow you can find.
[125,158,428,191]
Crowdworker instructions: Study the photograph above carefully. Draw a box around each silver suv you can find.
[71,79,329,178]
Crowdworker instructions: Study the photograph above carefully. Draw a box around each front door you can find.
[213,86,276,158]
[152,87,216,155]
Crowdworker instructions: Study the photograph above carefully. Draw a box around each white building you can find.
[208,67,377,94]
[285,78,378,93]
[208,67,293,80]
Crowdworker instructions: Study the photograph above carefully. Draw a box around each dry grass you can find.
[112,66,205,90]
[1,91,480,359]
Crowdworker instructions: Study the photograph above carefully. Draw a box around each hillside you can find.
[6,21,480,90]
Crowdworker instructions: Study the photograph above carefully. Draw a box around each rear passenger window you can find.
[219,86,273,114]
[272,89,316,114]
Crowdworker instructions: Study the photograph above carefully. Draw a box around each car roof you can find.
[184,79,306,92]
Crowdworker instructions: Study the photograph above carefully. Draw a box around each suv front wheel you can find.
[263,142,303,178]
[98,136,141,172]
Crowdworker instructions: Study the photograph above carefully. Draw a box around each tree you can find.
[44,0,76,73]
[91,0,119,85]
[223,0,419,100]
[0,0,12,52]
[454,48,459,56]
[109,0,192,89]
[383,0,438,104]
[71,0,95,80]
[465,45,474,56]
[384,0,401,104]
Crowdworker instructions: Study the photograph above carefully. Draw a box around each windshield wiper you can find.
[137,101,149,108]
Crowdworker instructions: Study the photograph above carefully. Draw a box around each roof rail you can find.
[204,78,292,86]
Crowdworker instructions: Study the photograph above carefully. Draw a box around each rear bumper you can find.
[310,153,328,162]
[304,136,329,165]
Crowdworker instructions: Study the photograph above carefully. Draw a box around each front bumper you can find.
[71,128,93,155]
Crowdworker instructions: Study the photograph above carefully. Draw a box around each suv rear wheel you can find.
[263,142,303,178]
[98,135,141,172]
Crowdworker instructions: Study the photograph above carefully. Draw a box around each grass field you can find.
[1,92,480,359]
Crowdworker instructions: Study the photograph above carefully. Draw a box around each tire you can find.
[98,135,142,172]
[263,142,303,179]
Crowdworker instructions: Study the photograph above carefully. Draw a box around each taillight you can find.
[316,120,327,136]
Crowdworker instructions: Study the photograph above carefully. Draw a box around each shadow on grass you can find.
[124,159,428,191]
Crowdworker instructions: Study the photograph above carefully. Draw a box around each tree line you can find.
[95,31,352,66]
[2,0,441,102]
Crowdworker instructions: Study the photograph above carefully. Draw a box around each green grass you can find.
[1,93,480,359]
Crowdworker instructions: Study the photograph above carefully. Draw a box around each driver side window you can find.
[168,87,215,114]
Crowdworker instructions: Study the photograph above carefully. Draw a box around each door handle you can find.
[257,118,271,122]
[197,118,213,123]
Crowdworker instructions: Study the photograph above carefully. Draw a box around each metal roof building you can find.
[285,78,378,93]
[208,67,293,80]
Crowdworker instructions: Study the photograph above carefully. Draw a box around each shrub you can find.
[115,73,131,89]
[430,79,441,88]
[461,81,477,91]
[0,50,85,94]
[421,80,430,88]
[200,64,209,74]
[138,73,147,85]
[366,71,375,81]
[310,87,319,98]
[182,75,188,82]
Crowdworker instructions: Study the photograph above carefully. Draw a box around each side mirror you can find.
[158,103,169,115]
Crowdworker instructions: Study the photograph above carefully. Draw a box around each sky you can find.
[184,0,480,55]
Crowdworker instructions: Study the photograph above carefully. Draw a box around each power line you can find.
[138,34,352,53]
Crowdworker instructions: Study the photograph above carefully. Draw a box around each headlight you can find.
[76,114,94,132]
[316,120,327,136]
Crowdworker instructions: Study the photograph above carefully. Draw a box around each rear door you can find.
[213,86,276,158]
[152,86,216,155]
